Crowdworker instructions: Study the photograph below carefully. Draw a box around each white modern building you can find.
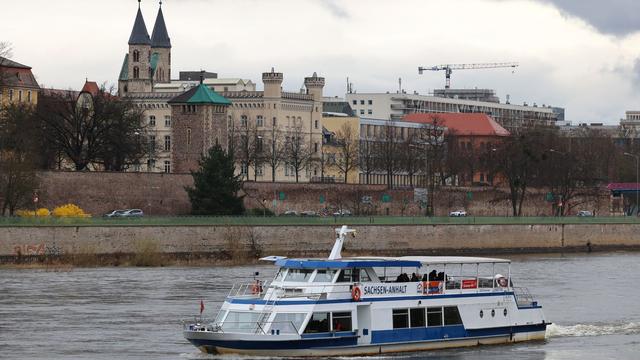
[346,92,558,131]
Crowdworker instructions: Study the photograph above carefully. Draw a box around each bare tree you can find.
[376,121,402,189]
[359,139,376,184]
[284,125,311,183]
[264,126,285,182]
[421,120,447,215]
[333,122,359,183]
[233,119,259,181]
[0,41,13,88]
[37,87,153,171]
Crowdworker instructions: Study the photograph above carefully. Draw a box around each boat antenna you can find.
[329,225,356,260]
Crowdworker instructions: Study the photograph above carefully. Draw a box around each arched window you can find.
[133,50,140,62]
[133,66,140,79]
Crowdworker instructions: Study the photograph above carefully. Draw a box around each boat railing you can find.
[227,281,271,298]
[186,320,302,336]
[513,286,536,307]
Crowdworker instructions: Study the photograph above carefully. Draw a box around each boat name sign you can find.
[363,284,408,295]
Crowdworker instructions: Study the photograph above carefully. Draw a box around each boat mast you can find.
[328,225,356,260]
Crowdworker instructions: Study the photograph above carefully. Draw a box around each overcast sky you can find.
[2,0,640,124]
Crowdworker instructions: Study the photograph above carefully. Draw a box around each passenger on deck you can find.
[437,272,445,281]
[428,270,437,281]
[422,273,429,281]
[411,273,419,282]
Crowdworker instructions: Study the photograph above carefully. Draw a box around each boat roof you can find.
[273,256,509,269]
[351,256,510,265]
[275,259,422,269]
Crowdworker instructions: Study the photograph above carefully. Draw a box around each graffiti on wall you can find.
[13,243,62,256]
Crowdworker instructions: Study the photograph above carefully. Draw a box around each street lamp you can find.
[624,152,639,216]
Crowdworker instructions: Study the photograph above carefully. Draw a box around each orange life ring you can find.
[351,286,362,301]
[497,277,508,287]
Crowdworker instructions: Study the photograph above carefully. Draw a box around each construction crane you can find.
[418,62,519,89]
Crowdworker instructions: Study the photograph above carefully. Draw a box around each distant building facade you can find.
[0,57,40,108]
[346,92,559,132]
[118,3,324,181]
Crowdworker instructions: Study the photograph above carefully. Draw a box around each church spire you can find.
[151,1,171,48]
[128,1,151,45]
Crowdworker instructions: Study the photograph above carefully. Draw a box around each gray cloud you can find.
[318,0,349,19]
[536,0,640,36]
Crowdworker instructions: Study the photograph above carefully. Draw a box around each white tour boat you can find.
[183,226,549,356]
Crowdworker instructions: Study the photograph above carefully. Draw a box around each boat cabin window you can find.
[336,268,371,283]
[271,313,306,334]
[392,308,426,329]
[332,312,353,332]
[444,306,463,326]
[410,308,426,327]
[273,268,287,282]
[303,311,353,333]
[313,269,337,282]
[304,312,329,333]
[427,307,443,327]
[222,311,261,333]
[392,309,409,329]
[285,269,314,282]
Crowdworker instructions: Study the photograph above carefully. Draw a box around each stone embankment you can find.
[2,223,639,265]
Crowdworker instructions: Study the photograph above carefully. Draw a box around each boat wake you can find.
[546,322,640,338]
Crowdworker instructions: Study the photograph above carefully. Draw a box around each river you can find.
[1,252,639,359]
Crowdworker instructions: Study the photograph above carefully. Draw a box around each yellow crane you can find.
[418,62,519,89]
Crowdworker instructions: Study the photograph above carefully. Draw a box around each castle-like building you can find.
[119,1,324,182]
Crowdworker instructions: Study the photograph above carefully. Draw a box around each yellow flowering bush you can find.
[52,204,90,218]
[16,208,51,217]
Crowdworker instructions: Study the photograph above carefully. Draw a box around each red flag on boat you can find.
[200,300,205,314]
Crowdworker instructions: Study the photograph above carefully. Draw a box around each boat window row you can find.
[274,268,373,283]
[303,311,353,333]
[392,306,462,329]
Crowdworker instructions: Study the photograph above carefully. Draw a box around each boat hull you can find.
[185,324,547,357]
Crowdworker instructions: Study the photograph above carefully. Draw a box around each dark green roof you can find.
[168,83,232,105]
[128,7,151,45]
[150,52,159,75]
[119,53,129,81]
[151,7,171,48]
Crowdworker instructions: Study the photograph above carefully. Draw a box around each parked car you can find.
[577,210,593,217]
[333,209,352,217]
[104,210,127,218]
[282,210,298,216]
[449,210,467,217]
[300,210,317,217]
[121,209,144,217]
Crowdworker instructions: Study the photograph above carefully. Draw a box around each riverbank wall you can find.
[2,223,639,265]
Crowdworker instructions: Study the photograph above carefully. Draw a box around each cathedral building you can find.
[119,1,324,182]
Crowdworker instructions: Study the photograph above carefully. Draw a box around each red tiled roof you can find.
[607,183,640,191]
[80,81,100,96]
[403,113,510,137]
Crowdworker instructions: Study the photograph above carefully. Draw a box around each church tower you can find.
[118,0,153,95]
[151,1,171,83]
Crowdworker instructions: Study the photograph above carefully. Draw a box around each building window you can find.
[367,109,373,115]
[273,117,277,126]
[256,165,264,176]
[241,163,248,176]
[368,100,373,105]
[410,308,426,328]
[241,115,248,127]
[27,91,31,103]
[314,142,318,153]
[352,100,357,105]
[148,136,156,152]
[8,89,13,101]
[314,120,319,129]
[149,115,156,126]
[360,109,365,115]
[187,128,191,146]
[164,135,171,151]
[257,115,264,127]
[133,50,140,62]
[18,91,22,102]
[256,136,263,152]
[147,159,156,171]
[165,115,171,127]
[164,161,171,173]
[360,100,365,105]
[133,66,140,79]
